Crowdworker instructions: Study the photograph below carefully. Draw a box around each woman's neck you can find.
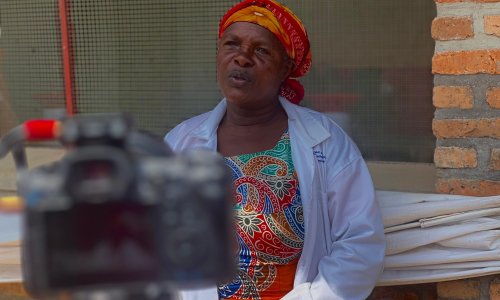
[217,100,288,156]
[222,100,286,128]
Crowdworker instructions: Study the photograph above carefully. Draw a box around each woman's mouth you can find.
[228,70,252,86]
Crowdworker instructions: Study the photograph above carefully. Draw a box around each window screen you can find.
[293,1,436,163]
[0,0,436,163]
[0,0,65,123]
[68,0,232,136]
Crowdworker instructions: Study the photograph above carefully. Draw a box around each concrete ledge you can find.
[0,148,438,194]
[367,161,437,193]
[0,147,65,192]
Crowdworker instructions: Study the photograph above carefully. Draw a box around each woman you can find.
[165,1,385,299]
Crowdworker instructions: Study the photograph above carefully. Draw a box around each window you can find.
[294,1,436,163]
[0,0,437,180]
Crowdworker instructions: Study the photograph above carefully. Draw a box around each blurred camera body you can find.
[18,115,234,297]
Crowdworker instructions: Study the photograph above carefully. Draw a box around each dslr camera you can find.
[1,114,234,299]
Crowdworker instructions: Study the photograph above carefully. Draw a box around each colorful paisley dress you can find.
[218,130,305,300]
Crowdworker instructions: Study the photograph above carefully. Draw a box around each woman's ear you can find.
[282,57,296,81]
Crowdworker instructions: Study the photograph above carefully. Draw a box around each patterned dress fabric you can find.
[218,130,304,300]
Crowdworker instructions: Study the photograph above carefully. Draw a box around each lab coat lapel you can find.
[280,98,331,284]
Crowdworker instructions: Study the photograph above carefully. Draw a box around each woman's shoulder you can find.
[167,99,226,139]
[164,111,213,148]
[289,103,352,137]
[171,111,212,133]
[291,103,363,162]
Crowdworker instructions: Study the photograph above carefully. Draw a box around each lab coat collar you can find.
[190,97,330,148]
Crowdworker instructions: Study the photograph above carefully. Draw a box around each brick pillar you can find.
[432,0,500,299]
[370,1,500,299]
[432,0,500,197]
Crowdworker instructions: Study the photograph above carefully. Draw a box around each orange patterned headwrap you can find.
[219,0,312,104]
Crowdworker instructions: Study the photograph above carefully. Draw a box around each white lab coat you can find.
[164,97,386,300]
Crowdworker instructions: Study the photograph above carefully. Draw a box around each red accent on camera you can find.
[24,120,60,141]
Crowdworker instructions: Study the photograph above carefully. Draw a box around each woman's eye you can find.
[224,40,238,48]
[256,47,269,55]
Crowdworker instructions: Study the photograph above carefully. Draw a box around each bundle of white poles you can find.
[2,191,500,285]
[377,190,500,286]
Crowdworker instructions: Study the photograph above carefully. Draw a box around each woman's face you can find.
[216,22,293,109]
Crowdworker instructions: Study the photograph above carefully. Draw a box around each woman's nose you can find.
[234,47,253,67]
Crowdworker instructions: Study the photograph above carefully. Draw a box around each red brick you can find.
[433,118,500,138]
[0,282,30,298]
[432,17,474,41]
[485,16,500,37]
[368,287,418,300]
[491,148,500,171]
[491,279,500,300]
[435,147,478,168]
[487,87,500,109]
[437,279,480,299]
[432,50,500,75]
[475,0,500,2]
[368,284,437,300]
[433,86,474,109]
[436,179,500,196]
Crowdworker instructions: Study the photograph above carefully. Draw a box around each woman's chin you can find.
[224,92,252,105]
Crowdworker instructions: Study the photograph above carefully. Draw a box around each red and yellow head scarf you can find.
[219,0,312,104]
